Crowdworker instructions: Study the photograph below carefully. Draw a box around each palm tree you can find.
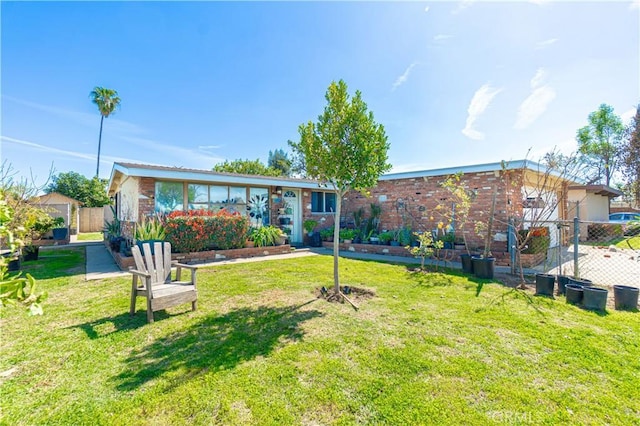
[90,87,121,177]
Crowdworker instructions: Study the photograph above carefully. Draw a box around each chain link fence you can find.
[539,219,640,288]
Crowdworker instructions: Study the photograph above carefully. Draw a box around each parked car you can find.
[609,212,640,235]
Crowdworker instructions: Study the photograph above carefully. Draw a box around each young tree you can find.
[46,171,110,207]
[621,104,640,207]
[90,86,121,178]
[268,149,292,177]
[213,159,281,177]
[576,104,625,186]
[289,80,391,296]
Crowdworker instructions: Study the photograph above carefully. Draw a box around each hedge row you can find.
[164,209,249,253]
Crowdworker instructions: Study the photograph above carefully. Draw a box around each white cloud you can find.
[198,144,223,151]
[1,135,143,165]
[514,86,556,130]
[452,0,474,14]
[630,0,640,10]
[535,38,558,50]
[621,107,636,123]
[529,0,552,5]
[2,95,145,136]
[530,68,547,89]
[461,84,503,140]
[392,62,418,91]
[433,34,453,41]
[424,6,430,12]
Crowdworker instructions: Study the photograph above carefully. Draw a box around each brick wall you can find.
[337,170,525,254]
[138,177,156,220]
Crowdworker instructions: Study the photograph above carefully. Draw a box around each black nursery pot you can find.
[613,285,639,311]
[582,286,608,311]
[565,284,584,305]
[460,254,474,274]
[472,257,495,279]
[23,246,40,262]
[535,274,555,296]
[556,275,570,295]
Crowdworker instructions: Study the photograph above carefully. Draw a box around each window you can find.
[188,184,209,211]
[311,191,336,213]
[249,187,270,226]
[155,181,184,213]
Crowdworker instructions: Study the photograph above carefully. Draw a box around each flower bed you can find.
[110,243,292,271]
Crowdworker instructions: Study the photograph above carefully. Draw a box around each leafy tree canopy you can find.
[213,159,282,177]
[620,104,640,206]
[289,79,390,294]
[576,104,625,186]
[46,172,110,207]
[267,149,292,177]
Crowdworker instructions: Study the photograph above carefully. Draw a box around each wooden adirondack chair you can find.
[129,241,198,323]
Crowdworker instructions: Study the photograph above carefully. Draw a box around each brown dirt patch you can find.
[316,286,376,305]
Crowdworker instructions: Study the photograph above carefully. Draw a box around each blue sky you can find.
[1,1,638,188]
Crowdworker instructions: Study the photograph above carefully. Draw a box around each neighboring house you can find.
[567,184,623,242]
[108,160,619,253]
[33,192,82,235]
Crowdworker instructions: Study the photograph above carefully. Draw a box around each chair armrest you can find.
[129,269,151,278]
[174,263,198,270]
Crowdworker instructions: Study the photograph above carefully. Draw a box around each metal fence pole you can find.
[508,218,516,275]
[573,216,579,279]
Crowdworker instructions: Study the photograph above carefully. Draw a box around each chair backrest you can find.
[131,242,172,284]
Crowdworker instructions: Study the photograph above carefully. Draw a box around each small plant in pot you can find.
[320,227,334,242]
[135,216,166,255]
[52,217,68,241]
[470,185,497,280]
[339,228,356,243]
[103,216,122,252]
[378,231,393,245]
[23,208,55,261]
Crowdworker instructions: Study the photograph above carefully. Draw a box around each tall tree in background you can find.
[621,105,640,207]
[90,87,121,178]
[268,149,292,177]
[576,104,625,186]
[213,159,281,177]
[290,79,391,297]
[46,171,110,207]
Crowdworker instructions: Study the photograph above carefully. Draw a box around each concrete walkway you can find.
[85,244,129,280]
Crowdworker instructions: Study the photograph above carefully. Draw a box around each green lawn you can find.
[76,232,104,241]
[615,235,640,250]
[1,249,639,425]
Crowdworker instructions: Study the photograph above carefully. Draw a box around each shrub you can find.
[378,231,393,245]
[519,229,550,254]
[135,216,166,241]
[250,225,283,247]
[319,227,334,241]
[587,223,623,241]
[165,209,248,253]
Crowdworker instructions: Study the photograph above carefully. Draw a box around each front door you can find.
[283,189,302,244]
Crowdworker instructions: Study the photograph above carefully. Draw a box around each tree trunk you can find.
[96,115,104,177]
[332,189,343,294]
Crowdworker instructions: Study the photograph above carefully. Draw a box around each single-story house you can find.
[107,163,336,245]
[108,160,618,253]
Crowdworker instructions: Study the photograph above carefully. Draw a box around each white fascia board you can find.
[117,164,322,189]
[380,159,561,181]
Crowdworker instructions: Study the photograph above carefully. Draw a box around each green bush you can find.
[587,223,623,241]
[165,210,248,253]
[519,230,550,254]
[249,225,283,247]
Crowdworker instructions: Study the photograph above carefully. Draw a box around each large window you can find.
[311,191,336,213]
[159,182,270,216]
[155,182,184,213]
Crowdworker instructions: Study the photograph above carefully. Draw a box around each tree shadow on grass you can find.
[69,311,168,339]
[112,300,323,392]
[475,287,547,316]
